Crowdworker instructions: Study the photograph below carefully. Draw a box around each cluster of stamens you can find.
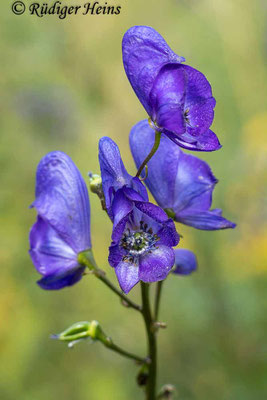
[184,108,191,125]
[120,220,159,263]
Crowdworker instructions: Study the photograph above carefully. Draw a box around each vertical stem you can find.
[141,282,157,400]
[154,281,163,321]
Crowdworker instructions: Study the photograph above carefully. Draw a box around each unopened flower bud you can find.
[87,320,108,344]
[88,173,106,210]
[88,173,102,194]
[51,321,90,342]
[136,363,149,387]
[158,384,176,399]
[51,320,108,347]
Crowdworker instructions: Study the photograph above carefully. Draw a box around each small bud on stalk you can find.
[51,320,109,348]
[136,363,149,386]
[88,173,106,210]
[157,384,176,399]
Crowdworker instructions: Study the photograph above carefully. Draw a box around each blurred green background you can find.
[0,0,266,399]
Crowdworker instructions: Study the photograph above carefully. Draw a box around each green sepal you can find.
[78,249,97,271]
[164,208,176,220]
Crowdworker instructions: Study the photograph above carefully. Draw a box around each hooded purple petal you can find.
[130,120,235,230]
[115,260,140,294]
[32,151,91,254]
[37,266,85,290]
[98,137,148,219]
[29,217,78,276]
[139,245,175,282]
[99,137,132,214]
[172,249,197,275]
[122,26,185,116]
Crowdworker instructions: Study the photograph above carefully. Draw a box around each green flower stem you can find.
[154,281,163,321]
[78,250,142,312]
[141,282,157,400]
[104,339,147,364]
[136,129,161,178]
[96,271,142,311]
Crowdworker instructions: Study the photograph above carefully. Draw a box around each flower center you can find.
[120,221,158,258]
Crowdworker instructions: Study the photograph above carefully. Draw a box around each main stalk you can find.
[141,283,157,400]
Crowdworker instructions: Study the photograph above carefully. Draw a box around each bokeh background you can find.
[0,0,266,399]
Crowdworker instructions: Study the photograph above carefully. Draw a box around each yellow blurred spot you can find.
[224,228,267,279]
[243,113,267,156]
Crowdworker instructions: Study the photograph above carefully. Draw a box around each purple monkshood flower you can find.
[98,136,148,219]
[122,26,220,151]
[130,120,236,230]
[98,137,180,293]
[172,249,197,275]
[29,151,91,290]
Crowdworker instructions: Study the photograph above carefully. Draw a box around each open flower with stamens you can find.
[122,25,220,151]
[98,137,179,293]
[109,189,179,293]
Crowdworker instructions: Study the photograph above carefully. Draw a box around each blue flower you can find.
[98,136,148,218]
[122,26,220,151]
[130,120,236,230]
[172,249,197,275]
[29,151,91,289]
[98,137,179,293]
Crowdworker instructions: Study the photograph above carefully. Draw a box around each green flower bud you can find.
[157,384,176,399]
[51,320,109,348]
[88,173,102,194]
[88,173,106,210]
[136,363,149,387]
